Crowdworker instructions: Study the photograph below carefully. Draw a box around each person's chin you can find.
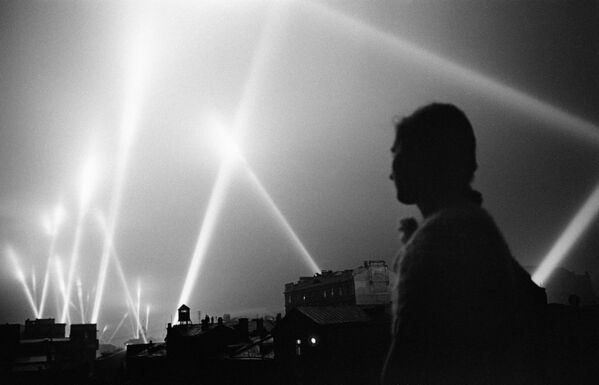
[396,191,416,205]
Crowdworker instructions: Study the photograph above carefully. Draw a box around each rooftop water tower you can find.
[177,304,191,325]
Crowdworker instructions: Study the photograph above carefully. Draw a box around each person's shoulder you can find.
[400,204,505,270]
[428,203,494,229]
[412,203,495,245]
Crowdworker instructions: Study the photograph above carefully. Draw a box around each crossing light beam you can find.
[175,1,290,317]
[62,150,99,323]
[214,123,320,273]
[91,10,154,324]
[39,203,66,318]
[6,246,39,318]
[95,211,147,342]
[107,312,128,345]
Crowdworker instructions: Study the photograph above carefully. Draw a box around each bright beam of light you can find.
[61,215,86,323]
[61,212,85,323]
[54,257,72,324]
[303,1,599,145]
[85,292,91,320]
[100,325,109,341]
[210,120,244,161]
[175,2,289,319]
[532,181,599,286]
[136,280,141,339]
[42,214,53,236]
[6,246,39,318]
[53,263,62,319]
[113,251,147,342]
[128,309,136,337]
[145,304,150,336]
[39,204,65,318]
[95,212,147,342]
[78,148,100,214]
[212,122,321,272]
[176,158,236,320]
[107,313,128,345]
[61,149,98,323]
[77,278,85,323]
[31,268,37,301]
[91,10,154,325]
[241,162,320,273]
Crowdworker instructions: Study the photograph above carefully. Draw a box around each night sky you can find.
[1,0,598,344]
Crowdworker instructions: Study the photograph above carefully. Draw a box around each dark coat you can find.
[384,204,546,385]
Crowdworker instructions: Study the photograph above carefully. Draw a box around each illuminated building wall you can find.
[283,260,391,312]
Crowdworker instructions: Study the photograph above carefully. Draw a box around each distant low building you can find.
[284,260,391,312]
[0,318,98,384]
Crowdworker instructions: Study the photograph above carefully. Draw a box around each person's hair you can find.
[393,103,481,203]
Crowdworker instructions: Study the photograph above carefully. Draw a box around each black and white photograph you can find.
[1,1,598,384]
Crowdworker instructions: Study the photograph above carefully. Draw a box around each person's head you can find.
[390,103,478,206]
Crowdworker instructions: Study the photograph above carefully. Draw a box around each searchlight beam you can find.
[91,12,154,324]
[303,1,599,145]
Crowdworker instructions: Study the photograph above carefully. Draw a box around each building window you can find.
[302,295,306,302]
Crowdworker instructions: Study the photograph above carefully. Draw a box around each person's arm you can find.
[382,242,433,385]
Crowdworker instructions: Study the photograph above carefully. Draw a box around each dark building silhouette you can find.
[284,260,391,312]
[121,262,599,385]
[546,268,598,305]
[273,305,391,385]
[166,317,242,360]
[127,307,278,385]
[0,318,98,384]
[277,261,393,384]
[524,266,599,305]
[23,318,65,339]
[542,303,599,383]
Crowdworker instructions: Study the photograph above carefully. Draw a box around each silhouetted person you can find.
[382,103,546,385]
